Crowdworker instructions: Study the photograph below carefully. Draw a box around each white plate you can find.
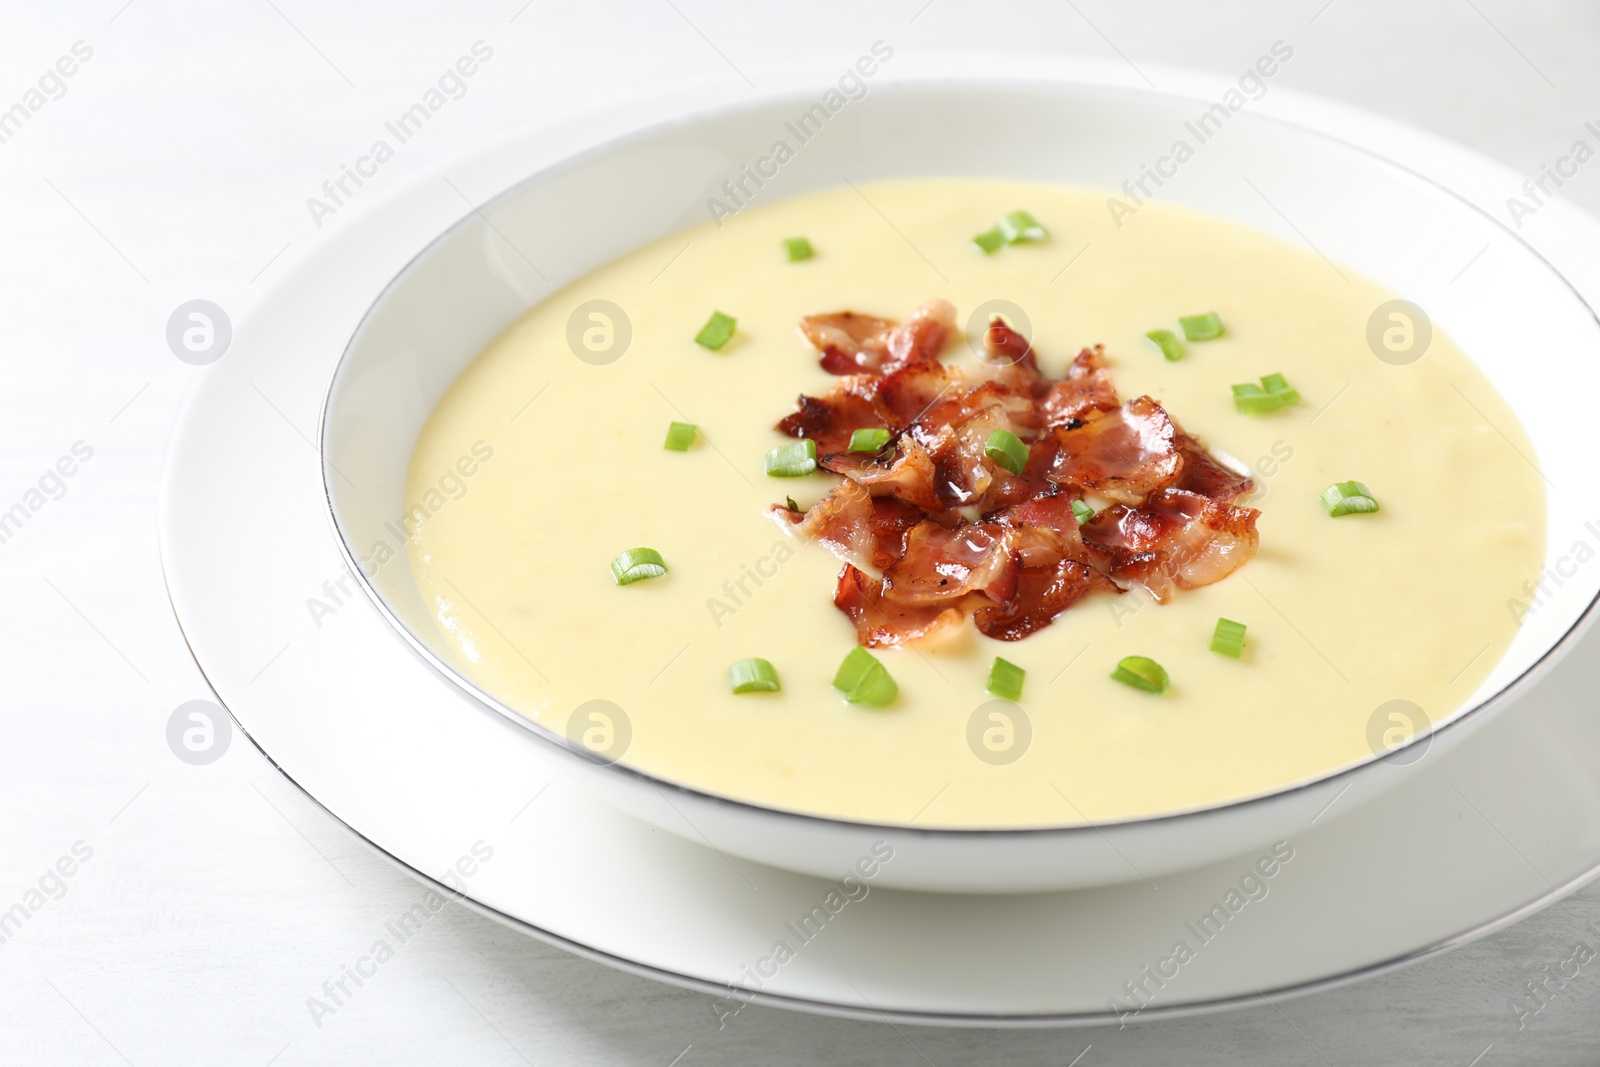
[160,59,1600,1023]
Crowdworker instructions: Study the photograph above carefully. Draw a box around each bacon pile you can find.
[770,299,1261,646]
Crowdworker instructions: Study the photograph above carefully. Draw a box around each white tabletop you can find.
[5,1,1599,1062]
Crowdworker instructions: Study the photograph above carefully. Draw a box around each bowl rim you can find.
[318,72,1600,839]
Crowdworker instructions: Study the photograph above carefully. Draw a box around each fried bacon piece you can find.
[865,497,925,567]
[774,299,1262,647]
[883,299,956,372]
[798,312,895,375]
[881,521,1017,606]
[1043,396,1182,504]
[1081,488,1261,602]
[770,480,877,574]
[774,361,962,456]
[876,359,964,429]
[985,318,1044,390]
[924,400,1013,507]
[835,564,964,647]
[974,559,1117,641]
[1038,346,1120,429]
[800,299,955,375]
[985,329,1118,433]
[772,480,938,572]
[1172,429,1254,502]
[775,376,885,455]
[991,489,1091,567]
[820,436,943,512]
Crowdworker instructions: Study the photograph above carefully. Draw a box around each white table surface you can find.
[5,1,1600,1062]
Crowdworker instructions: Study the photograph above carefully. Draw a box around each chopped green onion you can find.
[1259,372,1293,395]
[848,427,892,453]
[694,311,737,350]
[765,438,817,477]
[1071,499,1095,525]
[1321,480,1380,517]
[1232,373,1300,415]
[985,429,1028,476]
[977,212,1047,252]
[1145,329,1184,361]
[1231,383,1280,415]
[1211,618,1247,658]
[832,646,897,707]
[785,496,800,512]
[728,658,781,694]
[998,210,1047,244]
[610,547,668,585]
[663,421,697,451]
[987,657,1026,701]
[1111,655,1169,694]
[1179,312,1225,341]
[782,237,814,262]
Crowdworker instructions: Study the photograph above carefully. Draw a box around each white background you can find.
[4,1,1600,1063]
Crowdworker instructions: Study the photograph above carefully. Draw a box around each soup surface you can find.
[405,179,1544,828]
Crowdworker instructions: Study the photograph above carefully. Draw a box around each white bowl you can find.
[320,77,1600,893]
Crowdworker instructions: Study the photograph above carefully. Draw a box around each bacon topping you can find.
[991,489,1091,567]
[866,497,925,566]
[1043,396,1182,504]
[835,564,964,647]
[1081,489,1261,603]
[876,359,963,428]
[775,378,885,455]
[773,300,1260,645]
[926,400,1013,507]
[882,522,1017,605]
[820,436,943,512]
[974,559,1117,642]
[1172,429,1254,502]
[800,299,955,376]
[1038,346,1120,428]
[772,479,877,573]
[799,312,895,375]
[984,319,1039,375]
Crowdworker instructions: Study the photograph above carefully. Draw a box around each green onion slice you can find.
[832,647,897,707]
[985,429,1028,476]
[1321,480,1380,517]
[1145,329,1184,361]
[1111,655,1169,694]
[785,496,801,512]
[765,438,818,477]
[987,657,1026,701]
[610,547,668,585]
[998,210,1047,244]
[972,226,1005,255]
[694,311,737,350]
[1071,499,1095,525]
[663,421,697,451]
[1210,618,1247,658]
[1232,373,1301,415]
[1231,383,1280,415]
[728,658,781,694]
[783,237,814,262]
[1179,311,1225,341]
[848,427,892,453]
[1259,372,1301,405]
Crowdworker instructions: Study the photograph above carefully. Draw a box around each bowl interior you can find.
[322,77,1600,795]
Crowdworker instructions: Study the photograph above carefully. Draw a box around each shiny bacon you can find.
[771,300,1259,644]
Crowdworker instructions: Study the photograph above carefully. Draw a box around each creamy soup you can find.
[405,179,1544,828]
